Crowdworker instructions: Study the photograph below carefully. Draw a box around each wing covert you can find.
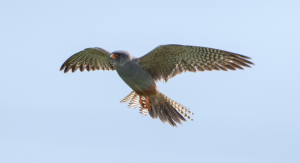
[136,44,254,82]
[60,47,115,73]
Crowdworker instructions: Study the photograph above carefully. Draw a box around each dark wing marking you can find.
[60,47,115,73]
[137,44,254,82]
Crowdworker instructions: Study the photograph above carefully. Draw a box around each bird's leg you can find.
[145,97,151,110]
[139,97,144,108]
[139,96,151,116]
[139,96,151,110]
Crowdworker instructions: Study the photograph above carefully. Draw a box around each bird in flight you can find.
[60,44,253,127]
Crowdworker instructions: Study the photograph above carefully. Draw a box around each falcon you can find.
[60,44,253,127]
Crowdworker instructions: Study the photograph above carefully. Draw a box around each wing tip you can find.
[60,64,66,71]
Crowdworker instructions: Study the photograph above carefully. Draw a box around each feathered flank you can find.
[137,44,254,82]
[60,47,115,73]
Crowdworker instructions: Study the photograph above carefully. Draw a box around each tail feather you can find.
[120,90,194,127]
[148,98,182,126]
[149,90,188,127]
[120,91,136,103]
[158,90,194,119]
[121,91,140,108]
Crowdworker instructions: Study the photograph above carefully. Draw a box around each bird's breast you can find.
[115,62,156,96]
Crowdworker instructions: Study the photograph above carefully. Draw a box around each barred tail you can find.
[148,90,193,127]
[120,90,194,127]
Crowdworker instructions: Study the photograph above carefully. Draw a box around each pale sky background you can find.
[0,0,299,163]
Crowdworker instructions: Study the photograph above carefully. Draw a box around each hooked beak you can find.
[109,54,116,60]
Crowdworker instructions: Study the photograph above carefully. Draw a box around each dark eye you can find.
[115,54,120,57]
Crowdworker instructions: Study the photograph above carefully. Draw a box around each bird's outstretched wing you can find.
[60,47,115,73]
[137,44,254,82]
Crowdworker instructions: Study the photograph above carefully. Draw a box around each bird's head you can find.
[110,50,133,66]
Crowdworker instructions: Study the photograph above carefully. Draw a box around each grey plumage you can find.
[60,44,254,127]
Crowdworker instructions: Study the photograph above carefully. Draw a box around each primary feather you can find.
[60,47,115,73]
[137,44,253,82]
